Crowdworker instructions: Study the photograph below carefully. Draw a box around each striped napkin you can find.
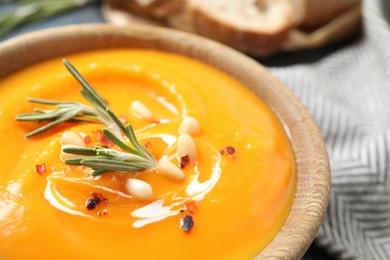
[269,0,390,259]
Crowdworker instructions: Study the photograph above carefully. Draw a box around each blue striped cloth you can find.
[270,1,390,259]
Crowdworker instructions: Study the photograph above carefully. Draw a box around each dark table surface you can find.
[0,2,339,259]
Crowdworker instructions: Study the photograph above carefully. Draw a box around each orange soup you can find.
[0,50,296,259]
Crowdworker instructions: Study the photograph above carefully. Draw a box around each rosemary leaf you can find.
[23,110,76,138]
[16,110,65,121]
[63,157,85,165]
[125,124,155,161]
[80,158,148,172]
[27,97,71,105]
[95,149,153,165]
[105,108,155,161]
[91,170,109,177]
[105,107,127,134]
[62,146,99,156]
[101,128,140,156]
[63,59,108,113]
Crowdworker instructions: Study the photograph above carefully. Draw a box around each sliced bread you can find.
[103,0,362,56]
[168,0,297,56]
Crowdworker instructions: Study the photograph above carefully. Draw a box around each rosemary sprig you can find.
[16,59,121,138]
[0,0,97,37]
[63,119,157,176]
[17,59,157,175]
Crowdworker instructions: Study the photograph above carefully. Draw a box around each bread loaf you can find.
[103,0,362,56]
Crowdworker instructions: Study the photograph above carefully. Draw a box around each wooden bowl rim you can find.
[0,24,330,259]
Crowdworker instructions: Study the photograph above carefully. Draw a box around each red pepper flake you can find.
[119,115,128,124]
[94,129,114,147]
[226,146,235,155]
[35,163,46,175]
[179,154,190,169]
[101,135,114,147]
[90,192,99,198]
[86,192,108,210]
[220,146,236,159]
[85,197,101,210]
[92,192,108,202]
[180,215,194,232]
[183,200,199,212]
[84,135,91,145]
[144,141,152,148]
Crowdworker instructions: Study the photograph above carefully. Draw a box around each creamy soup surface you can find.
[0,50,296,259]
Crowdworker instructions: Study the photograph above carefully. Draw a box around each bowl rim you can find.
[0,24,330,259]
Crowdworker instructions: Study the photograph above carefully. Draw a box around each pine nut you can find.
[60,144,86,161]
[60,131,86,147]
[130,100,155,122]
[179,117,200,136]
[177,134,197,166]
[157,160,185,181]
[125,178,153,200]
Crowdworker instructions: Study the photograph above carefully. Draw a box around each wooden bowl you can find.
[0,24,330,259]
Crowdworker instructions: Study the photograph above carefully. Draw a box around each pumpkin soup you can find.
[0,50,296,259]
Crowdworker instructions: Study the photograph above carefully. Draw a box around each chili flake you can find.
[101,135,114,147]
[86,192,108,210]
[94,129,114,146]
[144,141,153,148]
[181,215,194,232]
[35,163,46,175]
[183,200,199,212]
[179,154,190,169]
[85,197,101,210]
[84,135,91,145]
[220,146,236,158]
[226,146,235,155]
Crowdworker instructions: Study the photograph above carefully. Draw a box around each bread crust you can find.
[299,0,360,28]
[189,7,294,56]
[167,0,296,56]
